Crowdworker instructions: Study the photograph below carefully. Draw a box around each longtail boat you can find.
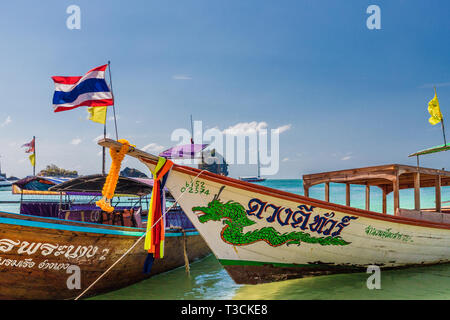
[99,138,450,284]
[0,175,210,299]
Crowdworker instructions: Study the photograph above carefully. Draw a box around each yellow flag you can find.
[87,106,107,124]
[29,154,35,167]
[428,88,442,125]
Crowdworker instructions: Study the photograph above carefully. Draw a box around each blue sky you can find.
[0,0,449,179]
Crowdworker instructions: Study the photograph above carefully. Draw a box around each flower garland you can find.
[96,139,131,213]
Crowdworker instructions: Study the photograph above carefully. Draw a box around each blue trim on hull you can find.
[0,216,200,238]
[0,210,143,230]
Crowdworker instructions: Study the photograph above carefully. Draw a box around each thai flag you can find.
[51,64,113,112]
[21,137,35,153]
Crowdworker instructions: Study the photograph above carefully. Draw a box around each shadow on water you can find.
[91,255,242,300]
[91,254,450,300]
[233,263,450,300]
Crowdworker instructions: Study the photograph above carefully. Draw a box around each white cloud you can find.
[223,121,267,135]
[71,138,82,145]
[341,156,352,161]
[172,74,192,80]
[222,121,291,135]
[141,143,165,154]
[93,134,111,143]
[1,116,12,127]
[276,124,291,134]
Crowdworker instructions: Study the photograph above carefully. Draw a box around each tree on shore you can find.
[38,164,78,177]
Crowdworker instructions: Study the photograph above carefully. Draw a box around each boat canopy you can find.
[303,164,450,214]
[408,143,450,157]
[12,176,70,195]
[49,174,153,196]
[159,144,208,159]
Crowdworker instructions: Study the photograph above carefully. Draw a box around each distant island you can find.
[38,164,78,178]
[120,167,148,178]
[198,149,229,176]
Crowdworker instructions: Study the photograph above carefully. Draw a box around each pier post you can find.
[414,172,420,210]
[436,175,441,212]
[393,177,400,215]
[365,184,370,211]
[382,187,387,214]
[325,182,330,202]
[346,183,350,206]
[303,184,309,197]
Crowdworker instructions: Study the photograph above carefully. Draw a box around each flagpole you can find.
[108,61,119,141]
[33,136,36,176]
[102,121,106,175]
[441,119,447,146]
[435,87,447,146]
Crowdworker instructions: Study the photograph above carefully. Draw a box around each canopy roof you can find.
[12,176,70,195]
[408,143,450,157]
[159,144,208,159]
[49,174,153,196]
[303,164,450,194]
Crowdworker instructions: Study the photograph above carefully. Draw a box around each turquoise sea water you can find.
[1,180,449,300]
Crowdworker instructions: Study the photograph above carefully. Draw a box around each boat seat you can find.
[396,208,447,224]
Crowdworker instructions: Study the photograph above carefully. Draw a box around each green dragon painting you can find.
[192,187,351,247]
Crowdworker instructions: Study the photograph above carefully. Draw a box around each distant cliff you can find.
[198,149,229,176]
[120,167,149,178]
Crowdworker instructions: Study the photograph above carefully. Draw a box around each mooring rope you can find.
[74,169,207,300]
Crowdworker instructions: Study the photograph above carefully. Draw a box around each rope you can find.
[74,169,207,300]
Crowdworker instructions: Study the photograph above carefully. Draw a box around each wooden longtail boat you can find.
[0,175,210,299]
[99,139,450,284]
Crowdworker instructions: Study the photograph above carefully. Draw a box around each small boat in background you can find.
[239,176,266,183]
[0,176,12,190]
[239,131,266,182]
[0,174,210,299]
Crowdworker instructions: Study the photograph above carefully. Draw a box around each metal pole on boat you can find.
[256,129,261,179]
[108,61,119,141]
[190,114,194,143]
[33,136,36,176]
[102,121,106,175]
[436,87,447,146]
[441,118,447,146]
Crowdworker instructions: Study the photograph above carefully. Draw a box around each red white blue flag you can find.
[51,64,113,112]
[21,137,35,153]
